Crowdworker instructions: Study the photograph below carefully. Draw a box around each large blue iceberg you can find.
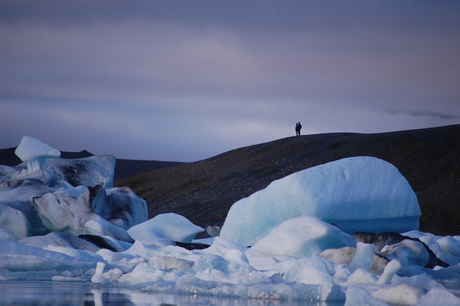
[220,156,421,246]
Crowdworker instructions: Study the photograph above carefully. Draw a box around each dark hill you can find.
[0,147,183,181]
[118,124,460,236]
[114,159,184,181]
[0,148,94,166]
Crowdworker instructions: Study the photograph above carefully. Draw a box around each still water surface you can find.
[0,281,344,305]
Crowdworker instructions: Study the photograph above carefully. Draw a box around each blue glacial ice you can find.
[221,156,421,246]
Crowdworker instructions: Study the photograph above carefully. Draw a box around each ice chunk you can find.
[15,136,61,162]
[154,256,194,271]
[346,268,378,284]
[0,228,17,242]
[404,231,460,266]
[383,239,429,267]
[173,273,323,301]
[418,287,460,306]
[123,240,170,260]
[83,219,133,243]
[205,225,221,237]
[0,240,98,272]
[31,186,93,233]
[11,136,61,182]
[377,259,402,285]
[91,262,111,284]
[371,284,424,305]
[45,155,115,189]
[117,262,164,285]
[345,286,388,306]
[274,256,346,301]
[246,215,356,258]
[32,186,133,242]
[19,232,100,253]
[97,248,145,272]
[203,236,248,258]
[319,246,389,272]
[0,165,18,177]
[348,242,376,272]
[0,202,31,239]
[0,179,65,238]
[435,236,460,265]
[392,273,445,292]
[319,246,357,265]
[92,186,148,230]
[221,156,421,246]
[127,213,205,243]
[8,136,115,188]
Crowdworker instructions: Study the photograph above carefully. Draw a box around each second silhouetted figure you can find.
[295,121,302,136]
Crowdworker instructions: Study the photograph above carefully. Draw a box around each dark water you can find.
[0,281,343,305]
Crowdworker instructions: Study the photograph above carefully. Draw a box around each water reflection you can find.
[0,281,344,305]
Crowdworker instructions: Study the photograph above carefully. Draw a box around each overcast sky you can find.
[1,1,460,162]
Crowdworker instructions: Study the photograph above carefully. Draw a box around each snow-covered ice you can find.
[0,136,459,305]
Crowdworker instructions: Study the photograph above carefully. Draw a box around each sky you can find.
[1,1,460,162]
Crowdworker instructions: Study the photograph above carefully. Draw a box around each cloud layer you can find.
[1,1,460,161]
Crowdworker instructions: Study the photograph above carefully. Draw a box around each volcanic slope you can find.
[119,124,460,236]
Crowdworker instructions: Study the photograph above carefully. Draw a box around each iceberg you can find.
[0,136,145,242]
[7,136,115,189]
[220,156,421,246]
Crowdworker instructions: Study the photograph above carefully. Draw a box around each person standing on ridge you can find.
[295,121,302,136]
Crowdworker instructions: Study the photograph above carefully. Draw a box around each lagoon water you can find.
[0,281,343,305]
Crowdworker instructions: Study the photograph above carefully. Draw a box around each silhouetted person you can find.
[295,121,302,136]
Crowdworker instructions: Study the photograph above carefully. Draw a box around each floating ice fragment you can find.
[372,284,424,305]
[91,262,111,284]
[127,213,204,243]
[345,286,388,306]
[383,239,429,267]
[0,228,16,242]
[348,242,376,272]
[246,214,356,258]
[377,259,402,285]
[418,287,460,306]
[0,203,31,239]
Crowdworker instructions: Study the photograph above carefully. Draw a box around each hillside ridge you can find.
[119,124,460,236]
